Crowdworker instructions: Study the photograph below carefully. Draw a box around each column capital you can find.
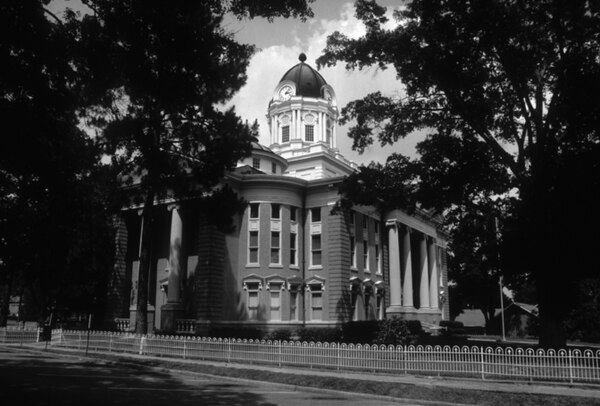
[167,203,181,212]
[385,219,399,228]
[427,235,437,244]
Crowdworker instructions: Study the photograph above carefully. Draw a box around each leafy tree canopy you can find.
[318,0,600,347]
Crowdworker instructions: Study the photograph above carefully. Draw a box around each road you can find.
[0,347,449,406]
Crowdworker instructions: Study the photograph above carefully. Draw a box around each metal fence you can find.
[46,329,600,385]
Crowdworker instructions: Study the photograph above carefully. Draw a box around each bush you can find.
[264,328,293,341]
[208,326,263,340]
[295,326,342,343]
[374,317,418,346]
[341,321,379,344]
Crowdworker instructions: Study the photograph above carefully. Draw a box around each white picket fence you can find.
[45,329,600,385]
[0,326,44,344]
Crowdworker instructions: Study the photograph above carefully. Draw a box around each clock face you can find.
[279,85,293,100]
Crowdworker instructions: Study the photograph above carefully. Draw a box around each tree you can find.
[318,0,600,347]
[74,0,315,333]
[0,0,116,326]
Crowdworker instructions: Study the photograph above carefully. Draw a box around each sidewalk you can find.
[9,343,600,401]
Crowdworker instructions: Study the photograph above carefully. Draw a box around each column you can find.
[400,225,413,308]
[321,112,326,143]
[428,238,439,309]
[386,221,402,307]
[418,233,430,308]
[161,204,185,332]
[291,109,296,140]
[167,205,183,304]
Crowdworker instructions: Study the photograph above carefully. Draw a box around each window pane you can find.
[290,206,296,221]
[270,290,280,307]
[249,249,258,263]
[250,203,259,218]
[252,158,260,169]
[312,234,321,250]
[271,204,280,219]
[311,207,321,222]
[272,162,277,174]
[312,251,322,265]
[271,249,280,264]
[248,291,258,307]
[305,125,314,141]
[249,231,258,246]
[271,231,280,246]
[282,125,290,143]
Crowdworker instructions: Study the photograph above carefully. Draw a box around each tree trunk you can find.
[135,190,156,334]
[536,273,567,348]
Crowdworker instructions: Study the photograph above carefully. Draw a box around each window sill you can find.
[269,264,283,269]
[245,263,260,268]
[308,265,323,270]
[290,265,300,270]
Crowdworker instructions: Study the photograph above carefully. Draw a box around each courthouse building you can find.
[105,54,449,333]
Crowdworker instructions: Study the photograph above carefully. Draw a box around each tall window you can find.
[362,215,367,230]
[282,125,290,143]
[311,234,322,266]
[252,157,260,169]
[310,285,323,320]
[350,236,356,268]
[271,203,280,219]
[290,206,297,222]
[290,232,297,266]
[248,231,259,264]
[289,288,299,321]
[269,283,282,321]
[246,282,260,319]
[363,240,370,271]
[349,211,355,226]
[271,231,280,264]
[305,125,314,141]
[271,162,277,174]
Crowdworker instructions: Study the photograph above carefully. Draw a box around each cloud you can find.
[226,3,421,166]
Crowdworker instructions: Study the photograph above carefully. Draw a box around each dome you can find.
[278,53,327,98]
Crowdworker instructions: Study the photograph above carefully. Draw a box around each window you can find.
[374,220,379,234]
[246,282,260,319]
[326,127,332,145]
[272,162,277,174]
[271,203,280,219]
[310,285,323,320]
[248,231,259,264]
[290,206,297,222]
[350,236,356,268]
[364,285,374,320]
[271,231,280,264]
[350,284,360,321]
[282,125,290,143]
[363,240,369,271]
[376,288,385,320]
[252,157,260,169]
[311,234,322,266]
[311,207,321,223]
[269,283,282,321]
[349,211,355,225]
[305,125,314,141]
[289,289,299,321]
[362,215,367,230]
[290,233,297,266]
[249,203,259,219]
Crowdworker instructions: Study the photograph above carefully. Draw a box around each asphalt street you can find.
[0,347,462,406]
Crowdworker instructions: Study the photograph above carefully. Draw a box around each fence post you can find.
[183,340,187,360]
[337,344,340,371]
[480,347,485,380]
[227,339,231,364]
[568,350,574,384]
[109,335,112,353]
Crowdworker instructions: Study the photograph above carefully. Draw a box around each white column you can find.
[321,112,326,143]
[400,225,413,307]
[418,234,430,308]
[387,221,402,307]
[428,238,439,309]
[297,110,302,141]
[167,205,183,304]
[291,109,296,140]
[270,115,275,145]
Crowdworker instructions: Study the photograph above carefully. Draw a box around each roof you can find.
[278,53,327,98]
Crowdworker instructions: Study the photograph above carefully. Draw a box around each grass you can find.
[68,350,600,406]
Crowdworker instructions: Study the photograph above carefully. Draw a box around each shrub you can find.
[439,320,467,336]
[341,321,379,344]
[264,328,293,341]
[295,326,342,343]
[208,326,263,340]
[374,317,418,346]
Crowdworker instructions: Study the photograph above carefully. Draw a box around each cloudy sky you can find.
[223,0,422,165]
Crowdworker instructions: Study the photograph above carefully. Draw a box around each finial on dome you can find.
[298,53,307,62]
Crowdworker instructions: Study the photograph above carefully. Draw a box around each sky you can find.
[222,0,423,165]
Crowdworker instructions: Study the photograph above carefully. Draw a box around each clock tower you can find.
[267,53,355,180]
